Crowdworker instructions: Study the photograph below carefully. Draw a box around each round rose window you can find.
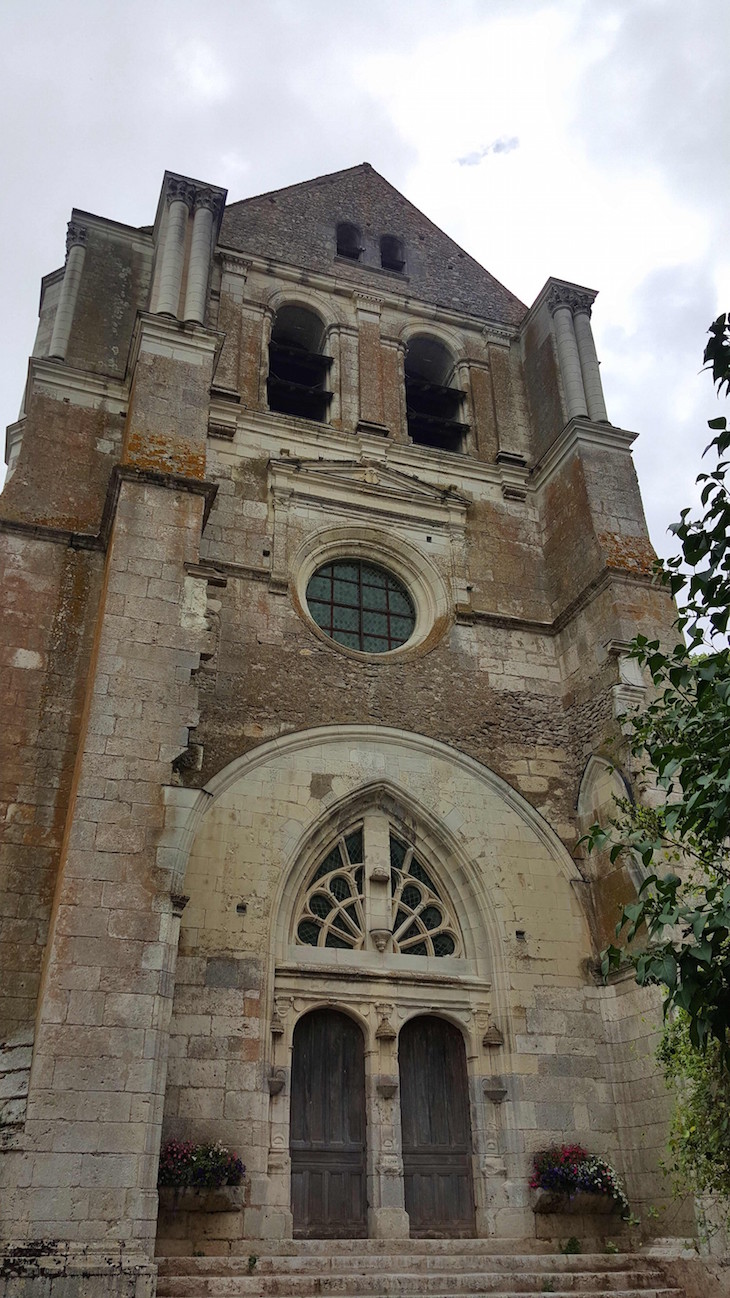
[305,559,416,653]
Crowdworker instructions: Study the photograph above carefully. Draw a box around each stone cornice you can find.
[524,277,599,328]
[217,244,519,339]
[126,312,226,381]
[530,416,637,492]
[65,221,88,253]
[28,356,129,413]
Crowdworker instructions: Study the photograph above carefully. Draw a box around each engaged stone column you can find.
[48,222,88,361]
[573,294,608,422]
[155,179,193,317]
[548,286,587,421]
[183,189,220,324]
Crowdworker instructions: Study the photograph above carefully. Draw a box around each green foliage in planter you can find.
[158,1139,244,1188]
[658,1011,730,1215]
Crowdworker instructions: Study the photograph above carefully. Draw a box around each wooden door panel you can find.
[290,1009,367,1238]
[399,1016,475,1237]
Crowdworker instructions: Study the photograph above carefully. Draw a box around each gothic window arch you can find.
[294,815,463,958]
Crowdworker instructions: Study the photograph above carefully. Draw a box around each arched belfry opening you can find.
[404,334,469,452]
[267,303,333,422]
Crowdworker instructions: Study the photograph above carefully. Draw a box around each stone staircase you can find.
[156,1241,687,1298]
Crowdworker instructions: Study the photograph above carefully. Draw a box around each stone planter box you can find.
[158,1185,245,1213]
[531,1187,621,1216]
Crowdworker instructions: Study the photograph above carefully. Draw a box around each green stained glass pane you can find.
[344,829,363,863]
[335,562,359,582]
[297,921,320,946]
[308,601,330,629]
[333,579,359,605]
[306,575,331,600]
[390,836,407,869]
[388,591,412,615]
[333,605,359,631]
[390,615,414,640]
[361,585,388,611]
[361,565,387,588]
[361,635,389,653]
[333,630,360,649]
[405,941,428,956]
[362,610,388,635]
[394,908,409,931]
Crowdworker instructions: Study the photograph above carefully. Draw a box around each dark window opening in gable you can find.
[404,335,469,453]
[336,222,363,261]
[380,235,405,273]
[267,304,333,424]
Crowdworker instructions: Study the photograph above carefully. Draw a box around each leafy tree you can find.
[657,1012,730,1205]
[589,314,730,1065]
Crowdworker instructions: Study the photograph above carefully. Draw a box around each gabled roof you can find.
[220,164,526,328]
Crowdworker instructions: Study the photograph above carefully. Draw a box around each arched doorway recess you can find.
[399,1016,475,1237]
[290,1008,367,1238]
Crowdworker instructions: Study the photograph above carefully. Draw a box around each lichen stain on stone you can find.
[598,531,656,575]
[125,431,206,480]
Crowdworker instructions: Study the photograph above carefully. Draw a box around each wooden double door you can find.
[290,1009,474,1239]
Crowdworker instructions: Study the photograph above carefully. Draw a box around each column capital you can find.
[165,177,195,209]
[65,221,88,254]
[547,284,597,317]
[193,185,225,217]
[571,289,597,317]
[547,284,576,316]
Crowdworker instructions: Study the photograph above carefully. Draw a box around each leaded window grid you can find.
[305,560,416,654]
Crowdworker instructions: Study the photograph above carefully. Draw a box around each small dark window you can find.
[306,559,415,654]
[336,222,363,261]
[267,305,333,423]
[380,235,405,273]
[404,335,469,452]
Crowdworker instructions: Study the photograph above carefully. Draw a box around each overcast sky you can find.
[1,0,728,557]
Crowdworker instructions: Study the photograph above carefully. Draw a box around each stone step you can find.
[160,1259,662,1281]
[156,1275,680,1298]
[157,1284,681,1298]
[159,1243,633,1260]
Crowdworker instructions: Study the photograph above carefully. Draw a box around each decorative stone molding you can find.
[376,1080,398,1099]
[482,1023,504,1048]
[193,186,224,216]
[219,252,251,279]
[547,284,596,317]
[268,1068,286,1095]
[65,221,88,253]
[170,893,190,917]
[166,177,195,209]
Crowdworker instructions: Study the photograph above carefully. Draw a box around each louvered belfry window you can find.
[295,822,462,958]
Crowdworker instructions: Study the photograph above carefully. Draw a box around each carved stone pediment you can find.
[269,455,469,528]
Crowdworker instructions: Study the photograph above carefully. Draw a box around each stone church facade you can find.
[0,165,692,1294]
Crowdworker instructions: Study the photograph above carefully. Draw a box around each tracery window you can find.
[295,821,462,957]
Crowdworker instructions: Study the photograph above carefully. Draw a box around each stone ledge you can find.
[158,1185,245,1213]
[531,1187,621,1215]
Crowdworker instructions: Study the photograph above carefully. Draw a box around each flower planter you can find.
[158,1185,245,1213]
[531,1187,621,1216]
